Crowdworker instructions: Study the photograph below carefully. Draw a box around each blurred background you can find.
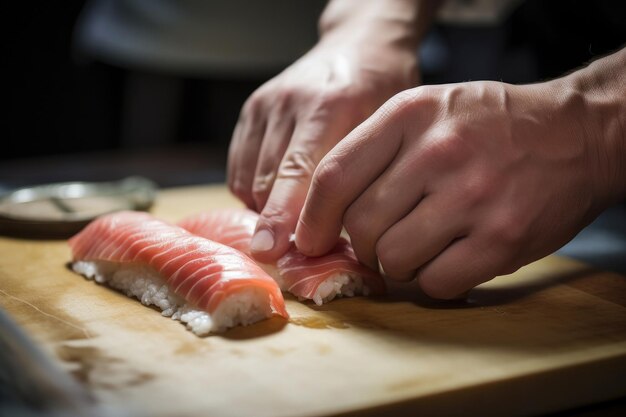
[4,0,625,189]
[2,0,625,267]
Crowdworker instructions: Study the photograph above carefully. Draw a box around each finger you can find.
[250,121,330,263]
[295,96,407,257]
[343,150,426,271]
[375,193,468,282]
[227,122,244,200]
[415,235,510,300]
[227,100,267,209]
[251,115,295,212]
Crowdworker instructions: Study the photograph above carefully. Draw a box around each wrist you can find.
[549,48,626,205]
[318,0,440,52]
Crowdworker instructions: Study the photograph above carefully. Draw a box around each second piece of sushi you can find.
[178,209,386,305]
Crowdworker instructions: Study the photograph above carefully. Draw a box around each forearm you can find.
[560,47,626,203]
[318,0,443,49]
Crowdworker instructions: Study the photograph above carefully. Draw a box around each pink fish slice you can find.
[178,208,386,305]
[69,211,288,334]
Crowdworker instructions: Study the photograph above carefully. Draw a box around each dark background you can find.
[2,0,625,188]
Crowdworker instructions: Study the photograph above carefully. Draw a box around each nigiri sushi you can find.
[178,209,385,305]
[68,211,288,335]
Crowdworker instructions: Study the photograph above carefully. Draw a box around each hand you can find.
[228,33,418,263]
[296,73,625,299]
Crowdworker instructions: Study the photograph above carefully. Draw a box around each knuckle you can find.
[251,173,275,207]
[259,203,293,226]
[382,90,414,117]
[302,90,350,123]
[311,154,344,200]
[318,88,349,108]
[273,88,294,113]
[243,92,264,117]
[277,151,317,183]
[446,120,473,141]
[490,211,526,249]
[389,88,414,105]
[252,172,275,194]
[229,177,252,206]
[229,177,244,196]
[376,87,432,127]
[423,130,469,168]
[481,219,527,271]
[391,86,436,110]
[461,173,497,207]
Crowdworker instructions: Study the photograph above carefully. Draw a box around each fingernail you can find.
[377,259,387,277]
[251,229,275,252]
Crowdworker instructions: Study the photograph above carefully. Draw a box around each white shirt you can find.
[74,0,524,76]
[74,0,326,76]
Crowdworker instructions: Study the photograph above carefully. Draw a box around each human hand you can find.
[228,30,418,263]
[296,73,625,299]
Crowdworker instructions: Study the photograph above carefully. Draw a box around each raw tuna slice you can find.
[68,211,288,334]
[178,209,385,305]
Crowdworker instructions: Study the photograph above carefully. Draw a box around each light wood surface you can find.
[1,185,625,417]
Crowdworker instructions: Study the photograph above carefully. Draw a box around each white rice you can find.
[72,261,272,335]
[309,274,369,306]
[275,234,371,304]
[265,266,370,306]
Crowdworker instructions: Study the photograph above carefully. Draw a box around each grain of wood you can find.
[0,185,625,417]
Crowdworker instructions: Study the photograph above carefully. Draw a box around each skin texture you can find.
[228,0,625,299]
[228,0,440,263]
[296,48,626,299]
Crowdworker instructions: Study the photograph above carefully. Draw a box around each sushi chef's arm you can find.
[296,47,626,299]
[227,0,443,262]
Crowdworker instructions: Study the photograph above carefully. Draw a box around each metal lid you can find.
[0,177,157,239]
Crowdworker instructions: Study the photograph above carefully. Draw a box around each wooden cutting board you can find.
[1,184,625,417]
